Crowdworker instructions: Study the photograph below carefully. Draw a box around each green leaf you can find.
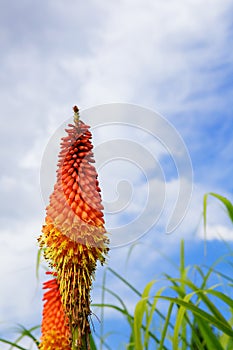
[0,339,28,350]
[144,287,165,348]
[92,303,165,348]
[195,317,224,350]
[208,193,233,223]
[159,296,233,337]
[204,289,233,309]
[108,267,173,328]
[173,292,194,349]
[203,192,233,246]
[158,302,174,350]
[12,324,40,348]
[134,280,156,350]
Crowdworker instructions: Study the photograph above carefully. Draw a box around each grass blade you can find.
[134,280,156,350]
[0,339,28,350]
[159,296,233,337]
[158,302,174,350]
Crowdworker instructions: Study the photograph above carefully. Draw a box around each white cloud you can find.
[198,224,233,241]
[57,0,233,111]
[0,221,43,326]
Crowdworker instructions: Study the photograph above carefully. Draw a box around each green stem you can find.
[71,326,79,350]
[71,326,89,350]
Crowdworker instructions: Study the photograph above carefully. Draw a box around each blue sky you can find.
[0,0,233,348]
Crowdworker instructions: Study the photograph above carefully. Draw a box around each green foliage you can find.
[93,193,233,349]
[95,242,233,349]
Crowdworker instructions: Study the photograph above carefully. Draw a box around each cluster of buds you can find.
[38,106,109,349]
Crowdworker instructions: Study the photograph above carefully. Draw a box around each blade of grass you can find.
[144,288,166,348]
[97,285,134,330]
[158,302,174,350]
[203,289,233,308]
[0,339,28,350]
[203,192,233,253]
[107,267,141,297]
[208,193,233,223]
[100,269,107,350]
[179,240,187,350]
[203,193,208,251]
[125,242,142,270]
[92,303,168,349]
[12,325,40,348]
[134,280,156,350]
[203,265,233,284]
[165,277,228,326]
[195,316,224,350]
[158,296,233,337]
[190,318,209,350]
[173,292,195,350]
[107,267,174,330]
[36,249,43,280]
[174,292,226,350]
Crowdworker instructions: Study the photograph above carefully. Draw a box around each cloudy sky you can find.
[1,0,233,348]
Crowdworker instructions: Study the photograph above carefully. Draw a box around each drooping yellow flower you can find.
[38,106,109,349]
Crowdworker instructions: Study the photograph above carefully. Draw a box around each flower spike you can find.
[38,106,109,349]
[40,272,71,350]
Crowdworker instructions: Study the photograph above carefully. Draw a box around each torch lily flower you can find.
[38,106,109,349]
[40,272,71,350]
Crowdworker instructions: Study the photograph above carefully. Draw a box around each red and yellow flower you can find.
[40,272,70,350]
[38,106,109,349]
